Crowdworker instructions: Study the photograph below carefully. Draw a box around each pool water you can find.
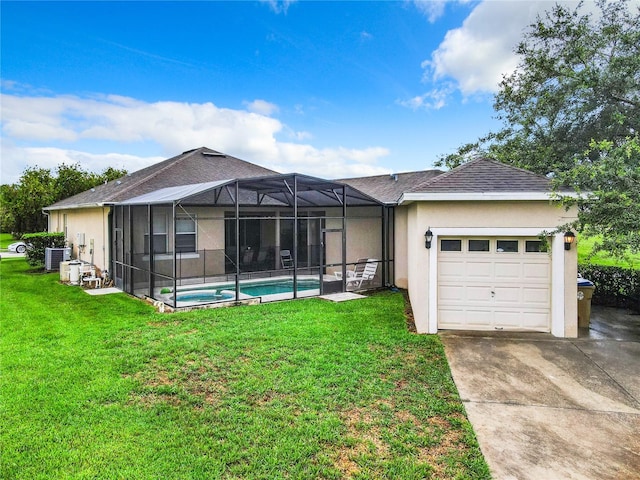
[176,292,234,302]
[175,278,319,303]
[240,279,318,296]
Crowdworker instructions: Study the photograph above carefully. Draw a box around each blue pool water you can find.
[176,291,234,302]
[175,278,319,303]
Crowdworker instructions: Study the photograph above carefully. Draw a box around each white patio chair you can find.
[339,258,379,289]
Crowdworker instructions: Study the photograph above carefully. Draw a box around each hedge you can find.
[21,232,65,267]
[578,264,640,313]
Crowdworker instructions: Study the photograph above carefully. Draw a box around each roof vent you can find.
[390,173,398,181]
[91,188,96,192]
[116,180,122,185]
[202,151,225,157]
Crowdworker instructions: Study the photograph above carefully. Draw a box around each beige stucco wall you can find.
[48,207,111,270]
[400,200,578,337]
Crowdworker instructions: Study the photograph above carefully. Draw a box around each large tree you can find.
[442,0,639,258]
[0,163,127,237]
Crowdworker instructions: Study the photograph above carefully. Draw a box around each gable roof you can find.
[400,158,566,203]
[46,147,278,210]
[339,169,444,204]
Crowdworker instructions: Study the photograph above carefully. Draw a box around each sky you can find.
[1,0,584,184]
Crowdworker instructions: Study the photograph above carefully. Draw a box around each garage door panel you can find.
[438,308,465,328]
[522,287,550,306]
[493,286,521,304]
[521,311,550,330]
[493,310,524,328]
[523,262,550,280]
[467,286,493,302]
[439,285,464,302]
[439,260,466,280]
[494,262,521,279]
[466,310,494,327]
[466,262,493,279]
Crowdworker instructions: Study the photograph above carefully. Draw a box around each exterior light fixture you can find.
[564,231,576,250]
[425,228,434,249]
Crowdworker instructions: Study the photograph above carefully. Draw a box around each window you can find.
[441,239,462,251]
[525,240,545,252]
[144,211,168,254]
[468,239,490,252]
[176,215,196,253]
[497,240,518,253]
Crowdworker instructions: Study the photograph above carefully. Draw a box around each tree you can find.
[441,0,639,257]
[0,164,128,237]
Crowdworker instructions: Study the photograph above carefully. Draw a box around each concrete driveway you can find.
[441,306,640,480]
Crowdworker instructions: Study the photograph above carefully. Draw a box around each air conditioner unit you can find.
[45,247,69,271]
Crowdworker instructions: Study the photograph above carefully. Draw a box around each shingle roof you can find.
[339,169,444,204]
[409,158,554,193]
[46,147,279,209]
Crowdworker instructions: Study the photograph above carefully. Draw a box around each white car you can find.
[8,241,28,253]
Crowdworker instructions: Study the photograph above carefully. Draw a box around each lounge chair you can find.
[336,258,379,289]
[280,249,294,269]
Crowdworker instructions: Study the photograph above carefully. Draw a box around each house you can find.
[45,149,578,337]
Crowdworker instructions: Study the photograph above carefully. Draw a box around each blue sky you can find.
[1,1,578,184]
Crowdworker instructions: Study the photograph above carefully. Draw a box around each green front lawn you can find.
[0,258,489,479]
[578,235,640,269]
[1,232,16,250]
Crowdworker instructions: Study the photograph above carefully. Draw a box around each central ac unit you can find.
[45,247,71,271]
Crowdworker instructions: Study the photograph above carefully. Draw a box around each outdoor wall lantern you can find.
[425,228,434,249]
[564,231,576,250]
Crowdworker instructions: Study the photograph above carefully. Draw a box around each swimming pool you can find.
[175,291,235,302]
[170,277,320,304]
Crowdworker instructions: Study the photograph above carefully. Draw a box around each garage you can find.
[437,237,551,332]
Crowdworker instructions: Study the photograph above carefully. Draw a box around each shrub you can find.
[21,232,65,267]
[578,264,640,313]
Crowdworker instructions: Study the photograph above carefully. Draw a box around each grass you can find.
[1,232,16,250]
[0,257,489,479]
[578,235,640,269]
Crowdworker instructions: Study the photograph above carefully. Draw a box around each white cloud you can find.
[403,1,587,109]
[244,99,280,116]
[0,91,391,183]
[261,0,296,14]
[360,31,374,42]
[412,0,448,23]
[425,1,542,95]
[397,84,455,110]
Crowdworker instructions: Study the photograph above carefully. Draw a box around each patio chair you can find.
[79,263,101,288]
[343,258,378,289]
[280,249,294,269]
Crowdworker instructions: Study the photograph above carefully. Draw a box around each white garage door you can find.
[438,237,551,332]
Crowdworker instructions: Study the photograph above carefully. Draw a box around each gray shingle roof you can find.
[339,170,444,204]
[46,147,279,209]
[409,158,555,193]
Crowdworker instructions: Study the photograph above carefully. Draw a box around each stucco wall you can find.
[49,207,111,270]
[402,200,578,337]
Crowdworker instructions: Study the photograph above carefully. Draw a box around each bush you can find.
[578,264,640,313]
[21,232,65,267]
